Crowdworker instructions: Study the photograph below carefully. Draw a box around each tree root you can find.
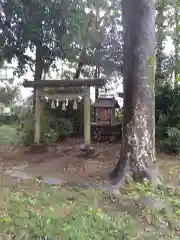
[109,159,163,188]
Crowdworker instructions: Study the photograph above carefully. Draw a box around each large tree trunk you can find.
[33,44,44,114]
[33,43,44,144]
[110,0,158,186]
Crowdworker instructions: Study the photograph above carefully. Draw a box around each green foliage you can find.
[40,116,58,144]
[0,124,18,144]
[48,117,74,139]
[56,118,74,138]
[156,84,180,153]
[0,182,179,239]
[0,83,19,106]
[16,105,74,145]
[45,100,84,137]
[0,0,123,80]
[0,0,71,76]
[0,187,126,239]
[0,114,18,125]
[16,116,34,146]
[45,99,96,138]
[16,113,58,146]
[115,109,122,121]
[160,127,180,154]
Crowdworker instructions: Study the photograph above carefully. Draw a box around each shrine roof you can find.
[92,97,119,108]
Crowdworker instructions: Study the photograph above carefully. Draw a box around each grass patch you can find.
[0,181,179,239]
[0,124,18,144]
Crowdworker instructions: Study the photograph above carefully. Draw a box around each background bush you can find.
[0,124,18,144]
[160,127,180,154]
[156,84,180,154]
[3,85,180,153]
[16,111,74,146]
[48,116,74,140]
[45,99,94,138]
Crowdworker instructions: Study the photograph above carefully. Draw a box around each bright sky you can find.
[1,37,174,106]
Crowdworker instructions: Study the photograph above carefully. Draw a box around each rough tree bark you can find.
[33,43,44,144]
[110,0,159,186]
[33,43,44,112]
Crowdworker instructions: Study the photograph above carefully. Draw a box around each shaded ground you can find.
[0,138,179,187]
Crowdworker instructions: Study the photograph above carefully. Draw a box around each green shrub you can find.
[45,99,94,137]
[0,124,18,144]
[115,109,123,121]
[56,118,74,138]
[16,117,34,146]
[17,114,58,146]
[40,116,58,144]
[160,127,180,154]
[156,84,180,153]
[49,117,74,139]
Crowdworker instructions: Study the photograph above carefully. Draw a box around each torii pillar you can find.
[34,88,41,144]
[84,86,91,146]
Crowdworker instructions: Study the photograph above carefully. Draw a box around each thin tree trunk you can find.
[74,61,83,79]
[94,49,100,100]
[156,0,165,85]
[174,3,179,81]
[94,65,99,100]
[110,0,158,186]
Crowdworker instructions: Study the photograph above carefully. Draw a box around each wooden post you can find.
[34,88,41,144]
[84,87,91,145]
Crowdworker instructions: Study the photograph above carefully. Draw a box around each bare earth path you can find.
[0,138,179,188]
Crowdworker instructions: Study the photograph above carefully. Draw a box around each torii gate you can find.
[23,78,106,147]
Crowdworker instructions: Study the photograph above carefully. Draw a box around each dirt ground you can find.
[0,138,119,184]
[0,138,179,186]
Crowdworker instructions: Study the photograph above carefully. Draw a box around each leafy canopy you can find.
[0,0,71,76]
